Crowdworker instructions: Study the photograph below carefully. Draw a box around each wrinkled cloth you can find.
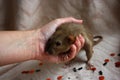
[0,0,120,80]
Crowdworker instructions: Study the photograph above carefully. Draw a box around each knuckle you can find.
[68,17,74,19]
[71,55,75,59]
[55,19,61,22]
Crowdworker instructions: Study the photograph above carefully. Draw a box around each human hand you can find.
[34,17,84,63]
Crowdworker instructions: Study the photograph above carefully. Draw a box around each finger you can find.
[46,44,78,63]
[56,17,83,26]
[78,34,85,47]
[44,53,70,64]
[63,34,85,62]
[42,53,60,63]
[61,45,77,62]
[74,37,81,53]
[41,17,83,40]
[69,44,77,59]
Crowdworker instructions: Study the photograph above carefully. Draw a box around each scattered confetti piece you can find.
[21,71,29,74]
[110,53,115,56]
[99,71,103,75]
[90,67,96,72]
[36,69,41,72]
[99,76,105,80]
[73,68,77,72]
[103,59,110,66]
[78,67,83,70]
[57,75,63,80]
[68,77,70,79]
[76,76,79,79]
[29,69,35,74]
[118,53,120,56]
[46,78,51,80]
[115,61,120,68]
[104,59,110,63]
[39,62,43,66]
[103,62,107,66]
[22,69,41,74]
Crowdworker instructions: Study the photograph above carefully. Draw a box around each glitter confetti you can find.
[73,68,77,72]
[115,61,120,68]
[103,58,110,66]
[104,59,110,63]
[90,67,96,72]
[21,71,29,74]
[76,76,79,79]
[78,67,83,70]
[68,77,70,79]
[118,53,120,56]
[22,69,41,74]
[29,69,35,74]
[39,62,43,66]
[46,78,51,80]
[36,69,41,72]
[110,53,115,56]
[99,71,103,75]
[103,62,107,66]
[99,75,105,80]
[57,75,63,80]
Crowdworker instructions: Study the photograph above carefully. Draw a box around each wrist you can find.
[26,29,40,60]
[30,29,46,60]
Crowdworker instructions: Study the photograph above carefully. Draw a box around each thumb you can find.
[42,44,77,63]
[40,17,83,40]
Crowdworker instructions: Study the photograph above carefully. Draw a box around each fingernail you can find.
[78,34,82,39]
[79,20,83,23]
[79,34,82,37]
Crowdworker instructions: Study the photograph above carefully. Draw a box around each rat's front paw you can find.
[86,62,94,70]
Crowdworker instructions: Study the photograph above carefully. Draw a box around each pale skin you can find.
[0,17,85,66]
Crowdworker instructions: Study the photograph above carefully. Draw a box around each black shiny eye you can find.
[55,41,62,46]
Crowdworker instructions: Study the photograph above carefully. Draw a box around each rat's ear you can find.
[67,35,76,44]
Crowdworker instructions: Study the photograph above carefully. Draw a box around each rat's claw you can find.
[62,54,70,62]
[86,62,94,70]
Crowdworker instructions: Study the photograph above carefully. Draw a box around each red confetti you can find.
[99,76,105,80]
[57,75,63,80]
[104,59,110,63]
[90,67,96,72]
[39,62,43,66]
[110,53,115,56]
[46,78,51,80]
[115,61,120,68]
[29,69,35,74]
[21,71,29,74]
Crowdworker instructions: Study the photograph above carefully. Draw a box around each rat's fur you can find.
[45,23,103,68]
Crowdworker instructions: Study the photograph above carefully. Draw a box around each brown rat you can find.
[45,23,103,69]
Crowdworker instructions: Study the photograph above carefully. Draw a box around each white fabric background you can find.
[0,0,120,80]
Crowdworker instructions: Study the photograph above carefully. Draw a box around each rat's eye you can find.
[55,41,62,46]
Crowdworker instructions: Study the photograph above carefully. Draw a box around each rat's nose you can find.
[47,48,56,55]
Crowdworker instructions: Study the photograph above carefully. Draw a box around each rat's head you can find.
[45,31,76,56]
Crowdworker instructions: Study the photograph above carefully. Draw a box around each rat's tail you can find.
[93,36,103,45]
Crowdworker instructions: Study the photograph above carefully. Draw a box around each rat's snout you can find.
[46,47,56,55]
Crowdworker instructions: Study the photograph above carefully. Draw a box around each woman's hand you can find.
[34,17,84,63]
[0,17,84,66]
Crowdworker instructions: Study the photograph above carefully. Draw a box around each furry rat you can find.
[45,23,103,69]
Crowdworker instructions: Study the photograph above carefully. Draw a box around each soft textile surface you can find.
[0,0,120,80]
